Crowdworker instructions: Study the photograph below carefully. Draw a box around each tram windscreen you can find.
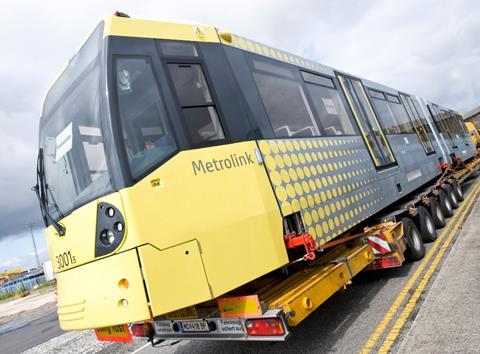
[38,23,112,220]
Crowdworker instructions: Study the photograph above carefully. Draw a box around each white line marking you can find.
[132,341,150,354]
[332,313,352,333]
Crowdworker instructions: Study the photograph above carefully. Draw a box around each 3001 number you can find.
[56,251,76,269]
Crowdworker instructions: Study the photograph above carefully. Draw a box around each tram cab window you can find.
[251,58,320,138]
[301,71,355,136]
[115,57,177,179]
[167,63,225,145]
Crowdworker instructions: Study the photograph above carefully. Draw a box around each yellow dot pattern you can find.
[223,33,333,76]
[258,137,384,246]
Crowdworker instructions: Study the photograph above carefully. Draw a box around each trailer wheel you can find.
[451,181,464,202]
[428,197,446,229]
[437,189,454,217]
[414,206,437,242]
[403,218,425,261]
[444,185,459,209]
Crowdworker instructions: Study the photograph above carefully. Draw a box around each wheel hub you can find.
[412,229,422,251]
[436,206,444,222]
[445,199,452,212]
[426,217,435,234]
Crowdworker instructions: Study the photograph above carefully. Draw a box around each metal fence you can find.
[0,272,46,296]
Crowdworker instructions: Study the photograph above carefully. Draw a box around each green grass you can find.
[0,287,29,302]
[0,292,17,301]
[33,280,56,292]
[0,280,56,302]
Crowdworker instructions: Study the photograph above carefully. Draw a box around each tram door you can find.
[337,74,396,168]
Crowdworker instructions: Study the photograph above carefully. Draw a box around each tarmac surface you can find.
[398,188,480,353]
[1,173,479,353]
[0,303,63,354]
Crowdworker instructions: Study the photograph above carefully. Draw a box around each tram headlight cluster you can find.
[95,202,126,257]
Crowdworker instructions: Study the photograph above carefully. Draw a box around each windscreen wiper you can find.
[32,148,66,236]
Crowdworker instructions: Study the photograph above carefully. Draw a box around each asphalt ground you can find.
[2,172,479,354]
[0,303,63,354]
[398,186,480,353]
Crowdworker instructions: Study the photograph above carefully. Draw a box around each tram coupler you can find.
[284,232,317,261]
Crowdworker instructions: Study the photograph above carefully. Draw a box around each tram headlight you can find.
[100,229,115,246]
[95,202,126,257]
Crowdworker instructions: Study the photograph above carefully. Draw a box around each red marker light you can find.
[372,255,401,269]
[114,11,130,18]
[245,318,285,336]
[131,322,153,337]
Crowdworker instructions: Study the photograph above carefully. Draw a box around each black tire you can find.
[444,185,459,209]
[414,206,438,242]
[451,181,464,202]
[428,197,446,229]
[403,217,426,261]
[437,189,454,217]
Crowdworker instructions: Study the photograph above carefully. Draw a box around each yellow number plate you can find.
[95,324,132,343]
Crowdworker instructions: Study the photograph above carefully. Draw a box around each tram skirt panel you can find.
[258,137,384,245]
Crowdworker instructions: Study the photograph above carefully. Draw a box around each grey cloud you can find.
[0,243,49,270]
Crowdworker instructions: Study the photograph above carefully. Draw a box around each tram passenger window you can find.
[301,71,335,88]
[251,59,320,137]
[412,100,436,138]
[301,71,355,136]
[400,93,435,154]
[168,63,225,144]
[384,95,413,134]
[369,90,385,100]
[369,91,400,134]
[115,57,177,179]
[430,105,454,145]
[369,90,413,134]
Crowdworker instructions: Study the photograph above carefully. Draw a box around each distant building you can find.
[463,106,480,129]
[0,268,46,295]
[43,261,55,281]
[0,268,27,284]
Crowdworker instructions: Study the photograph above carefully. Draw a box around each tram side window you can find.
[301,71,355,136]
[442,110,461,137]
[412,100,435,136]
[430,105,455,146]
[400,94,435,154]
[369,89,413,135]
[251,59,320,138]
[167,63,225,145]
[385,94,414,134]
[115,57,178,179]
[368,90,400,134]
[456,114,470,136]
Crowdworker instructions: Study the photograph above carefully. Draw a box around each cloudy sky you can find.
[1,0,479,270]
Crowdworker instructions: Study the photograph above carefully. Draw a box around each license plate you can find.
[180,320,210,333]
[95,324,132,343]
